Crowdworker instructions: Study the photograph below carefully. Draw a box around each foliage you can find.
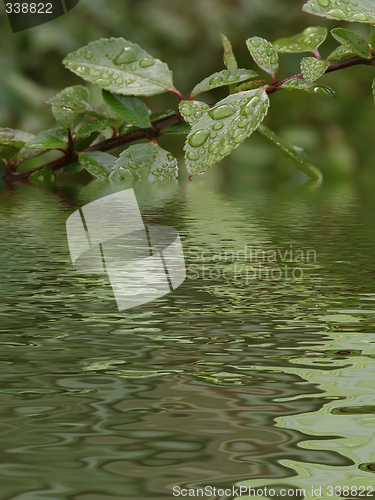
[2,0,375,186]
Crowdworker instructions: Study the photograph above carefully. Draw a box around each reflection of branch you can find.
[3,52,375,183]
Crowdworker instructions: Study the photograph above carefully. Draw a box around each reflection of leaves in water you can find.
[331,406,375,415]
[106,369,183,378]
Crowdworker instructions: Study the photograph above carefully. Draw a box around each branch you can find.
[267,53,375,94]
[3,53,375,183]
[3,113,182,181]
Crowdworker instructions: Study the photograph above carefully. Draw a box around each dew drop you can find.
[250,40,261,47]
[222,70,230,75]
[219,145,233,156]
[181,106,192,116]
[198,148,206,155]
[212,122,224,130]
[317,0,330,6]
[113,49,137,65]
[225,75,239,83]
[327,7,348,19]
[140,57,155,68]
[188,129,210,148]
[187,151,200,161]
[210,76,223,86]
[208,104,236,120]
[233,133,247,144]
[95,79,111,87]
[131,65,136,71]
[85,51,93,60]
[210,132,217,139]
[75,50,83,57]
[167,153,175,161]
[352,12,369,21]
[238,118,249,128]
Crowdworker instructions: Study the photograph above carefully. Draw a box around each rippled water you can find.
[1,178,375,500]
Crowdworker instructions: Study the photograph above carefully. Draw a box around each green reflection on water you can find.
[1,179,375,499]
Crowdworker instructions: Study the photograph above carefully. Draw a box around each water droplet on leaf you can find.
[188,129,210,147]
[113,49,137,65]
[209,76,223,86]
[208,104,236,120]
[139,57,155,68]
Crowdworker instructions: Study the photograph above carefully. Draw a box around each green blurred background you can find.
[1,0,374,183]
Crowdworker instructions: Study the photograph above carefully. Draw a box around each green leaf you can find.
[163,121,191,135]
[190,69,258,98]
[150,110,176,123]
[76,118,119,137]
[371,24,375,48]
[25,130,68,150]
[221,34,238,70]
[110,144,178,182]
[372,78,375,103]
[45,94,105,119]
[184,89,270,176]
[302,0,375,23]
[29,167,57,187]
[246,37,279,77]
[232,80,266,93]
[0,128,34,160]
[301,57,329,83]
[50,86,89,130]
[78,151,116,178]
[281,78,335,96]
[63,38,173,97]
[102,91,150,128]
[257,124,323,181]
[179,100,210,126]
[74,132,100,151]
[331,28,372,60]
[274,26,327,55]
[326,45,356,62]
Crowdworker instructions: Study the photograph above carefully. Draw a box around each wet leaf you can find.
[109,143,178,182]
[326,44,356,62]
[78,151,116,178]
[301,57,329,83]
[76,118,119,137]
[190,69,258,98]
[281,78,335,96]
[102,91,150,128]
[150,110,176,123]
[45,93,105,119]
[63,38,173,96]
[257,124,323,180]
[331,28,372,60]
[246,37,279,77]
[221,34,238,70]
[0,128,34,160]
[74,132,100,151]
[25,130,68,150]
[302,0,375,24]
[50,86,89,130]
[274,26,327,55]
[163,121,191,135]
[29,166,57,187]
[184,89,270,176]
[232,80,266,93]
[179,100,210,126]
